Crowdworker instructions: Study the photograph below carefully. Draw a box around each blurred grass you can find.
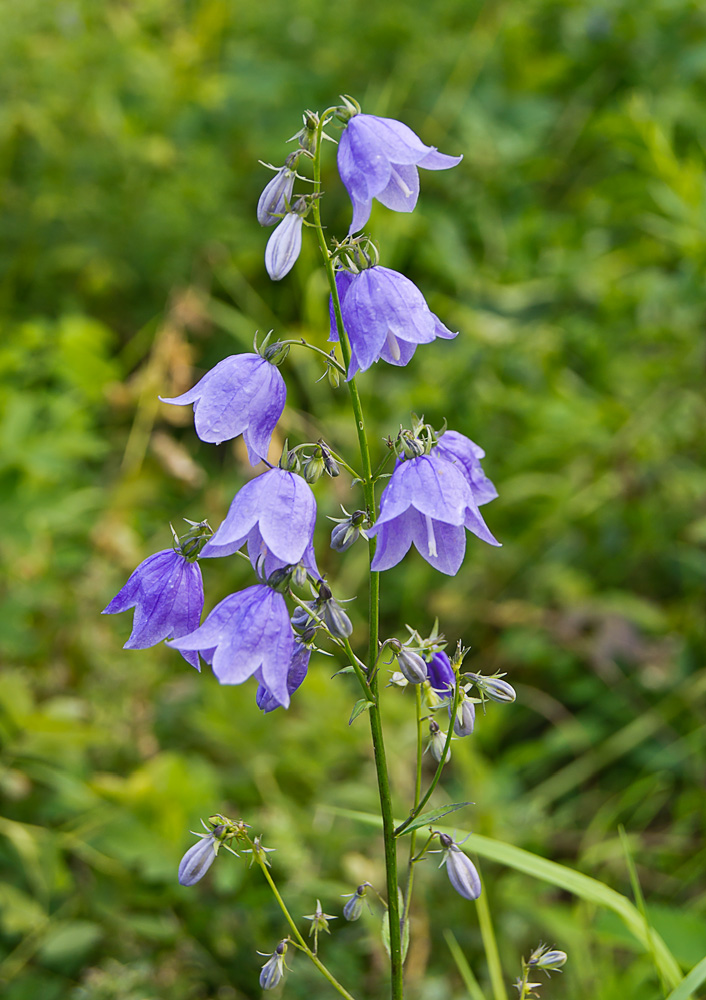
[1,0,705,998]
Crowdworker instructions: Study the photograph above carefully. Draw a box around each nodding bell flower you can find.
[256,641,311,713]
[337,112,463,234]
[265,199,307,280]
[449,689,476,736]
[426,719,451,764]
[427,649,455,695]
[259,940,288,990]
[257,158,298,226]
[342,883,370,921]
[436,833,481,901]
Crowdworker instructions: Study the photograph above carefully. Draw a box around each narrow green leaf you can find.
[665,956,706,1000]
[444,929,488,1000]
[348,699,374,726]
[396,802,471,836]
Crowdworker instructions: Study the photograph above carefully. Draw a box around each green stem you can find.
[257,859,357,1000]
[395,681,461,836]
[402,687,425,932]
[311,112,403,1000]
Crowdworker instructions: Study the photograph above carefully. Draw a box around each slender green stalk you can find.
[310,111,404,1000]
[256,858,358,1000]
[402,686,424,936]
[475,870,508,1000]
[395,680,461,836]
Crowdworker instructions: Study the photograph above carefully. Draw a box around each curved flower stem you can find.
[255,857,357,1000]
[287,592,370,698]
[394,681,461,837]
[311,113,404,1000]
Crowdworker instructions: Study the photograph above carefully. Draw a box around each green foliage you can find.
[1,0,705,998]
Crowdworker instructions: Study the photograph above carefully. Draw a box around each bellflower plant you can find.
[102,96,567,1000]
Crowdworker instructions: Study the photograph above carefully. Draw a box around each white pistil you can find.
[425,514,438,558]
[390,166,413,199]
[386,328,401,361]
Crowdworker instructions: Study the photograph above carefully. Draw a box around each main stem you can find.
[311,112,404,1000]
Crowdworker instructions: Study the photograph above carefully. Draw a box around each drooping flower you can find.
[256,641,311,712]
[368,453,500,576]
[434,430,498,506]
[257,164,297,226]
[102,549,204,670]
[201,468,318,577]
[337,113,463,233]
[168,585,295,707]
[160,353,285,464]
[265,210,303,280]
[329,267,457,378]
[437,833,481,900]
[427,650,455,694]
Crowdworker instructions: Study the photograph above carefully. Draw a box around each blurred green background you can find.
[1,0,705,997]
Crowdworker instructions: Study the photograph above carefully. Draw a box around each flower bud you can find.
[528,944,568,971]
[318,440,340,477]
[291,602,315,629]
[303,449,326,483]
[257,166,297,226]
[265,211,303,281]
[397,647,428,685]
[468,672,516,704]
[321,598,353,639]
[438,834,481,901]
[259,941,287,990]
[342,883,368,921]
[427,719,450,763]
[173,518,213,561]
[327,363,340,388]
[330,510,367,552]
[449,693,476,737]
[304,899,336,935]
[178,833,218,886]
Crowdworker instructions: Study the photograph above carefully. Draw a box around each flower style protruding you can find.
[368,453,500,576]
[201,467,317,578]
[168,584,295,706]
[160,353,285,464]
[102,523,209,670]
[329,266,457,378]
[337,112,463,233]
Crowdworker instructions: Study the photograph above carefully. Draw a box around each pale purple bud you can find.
[528,944,568,971]
[259,941,287,990]
[342,883,369,921]
[450,694,476,736]
[397,648,428,685]
[427,719,450,764]
[321,598,353,639]
[439,833,481,900]
[265,212,303,281]
[258,166,297,226]
[178,832,218,886]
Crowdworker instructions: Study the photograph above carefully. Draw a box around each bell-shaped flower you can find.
[438,833,481,900]
[257,164,297,226]
[265,210,303,280]
[168,584,295,707]
[329,267,457,379]
[102,549,204,670]
[368,453,500,576]
[337,113,463,233]
[201,468,318,577]
[160,353,285,464]
[256,640,311,712]
[434,431,498,506]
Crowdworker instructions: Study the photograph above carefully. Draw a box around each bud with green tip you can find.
[527,943,568,972]
[342,883,369,921]
[468,671,516,704]
[259,940,288,990]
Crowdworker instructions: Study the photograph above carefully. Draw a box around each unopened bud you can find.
[449,692,476,737]
[321,598,353,639]
[263,341,290,366]
[265,211,303,281]
[468,672,516,704]
[259,941,288,990]
[327,363,340,388]
[397,647,428,685]
[528,944,568,972]
[318,440,340,477]
[303,449,326,484]
[330,510,367,552]
[257,165,297,226]
[427,719,450,764]
[342,883,368,921]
